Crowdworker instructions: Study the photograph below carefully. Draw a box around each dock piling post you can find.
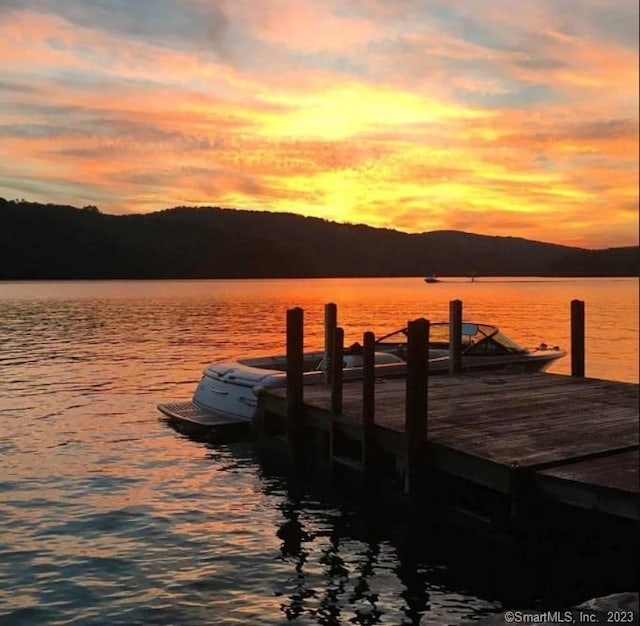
[449,299,463,374]
[571,299,585,377]
[405,318,430,496]
[329,327,344,468]
[324,303,337,384]
[362,331,376,481]
[286,307,305,465]
[331,327,344,415]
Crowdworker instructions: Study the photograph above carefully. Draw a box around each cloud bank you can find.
[0,0,637,247]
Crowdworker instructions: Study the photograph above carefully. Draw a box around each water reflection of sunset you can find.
[0,2,637,248]
[1,277,637,623]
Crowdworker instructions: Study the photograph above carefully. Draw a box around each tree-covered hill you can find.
[0,199,637,279]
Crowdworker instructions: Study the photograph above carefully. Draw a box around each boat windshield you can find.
[376,322,527,354]
[461,326,528,355]
[429,322,488,345]
[484,330,527,354]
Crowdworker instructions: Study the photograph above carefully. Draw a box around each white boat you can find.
[424,275,440,283]
[158,322,565,425]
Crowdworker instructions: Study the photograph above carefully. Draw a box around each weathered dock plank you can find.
[535,450,639,520]
[538,449,639,493]
[260,372,639,518]
[266,374,638,463]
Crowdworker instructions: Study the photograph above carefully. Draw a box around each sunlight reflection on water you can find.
[0,278,637,624]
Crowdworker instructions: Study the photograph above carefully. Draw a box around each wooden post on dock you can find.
[324,303,337,384]
[331,327,344,415]
[571,299,585,377]
[449,299,463,374]
[329,327,344,468]
[405,318,430,496]
[362,331,376,479]
[286,307,305,464]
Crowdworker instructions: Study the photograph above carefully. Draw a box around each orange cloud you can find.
[0,1,637,248]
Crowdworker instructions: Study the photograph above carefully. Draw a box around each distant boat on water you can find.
[424,274,440,283]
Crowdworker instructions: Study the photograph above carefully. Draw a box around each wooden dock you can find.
[259,372,639,523]
[254,302,638,532]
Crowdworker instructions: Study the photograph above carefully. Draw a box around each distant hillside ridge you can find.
[0,199,638,279]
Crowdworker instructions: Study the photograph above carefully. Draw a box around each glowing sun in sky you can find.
[0,0,637,247]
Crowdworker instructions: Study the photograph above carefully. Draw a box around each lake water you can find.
[0,277,637,625]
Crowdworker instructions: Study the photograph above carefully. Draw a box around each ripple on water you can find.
[1,279,635,625]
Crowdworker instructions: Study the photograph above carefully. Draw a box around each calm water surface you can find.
[1,277,638,625]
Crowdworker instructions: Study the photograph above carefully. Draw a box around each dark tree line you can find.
[0,198,637,279]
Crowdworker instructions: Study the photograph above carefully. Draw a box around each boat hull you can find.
[158,349,565,425]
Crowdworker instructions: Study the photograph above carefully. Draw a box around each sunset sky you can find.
[0,1,638,248]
